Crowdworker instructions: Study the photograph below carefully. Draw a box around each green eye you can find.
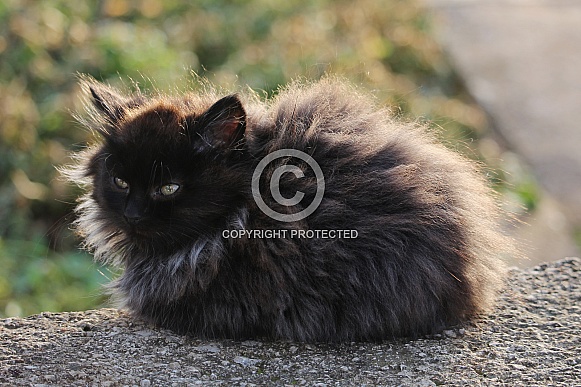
[160,183,180,196]
[113,177,129,190]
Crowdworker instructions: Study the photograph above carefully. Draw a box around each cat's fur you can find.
[67,76,512,342]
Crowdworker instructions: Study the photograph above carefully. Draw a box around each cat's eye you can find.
[160,183,180,196]
[113,177,129,190]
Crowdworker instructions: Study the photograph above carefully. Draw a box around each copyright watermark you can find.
[251,149,325,222]
[223,229,359,239]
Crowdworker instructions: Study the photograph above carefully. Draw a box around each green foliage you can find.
[0,237,109,318]
[575,228,581,251]
[0,0,537,317]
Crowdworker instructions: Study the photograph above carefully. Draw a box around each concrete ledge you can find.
[1,258,579,386]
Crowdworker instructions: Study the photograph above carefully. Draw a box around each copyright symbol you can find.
[251,149,325,222]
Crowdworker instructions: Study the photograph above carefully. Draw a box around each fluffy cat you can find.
[67,76,512,342]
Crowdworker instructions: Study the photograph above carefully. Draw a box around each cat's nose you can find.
[124,196,145,226]
[124,215,142,226]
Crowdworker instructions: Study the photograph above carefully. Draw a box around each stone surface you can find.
[422,0,581,264]
[1,258,580,386]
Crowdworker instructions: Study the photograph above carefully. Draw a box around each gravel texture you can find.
[1,258,579,386]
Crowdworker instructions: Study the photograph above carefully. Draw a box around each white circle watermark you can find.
[251,149,325,222]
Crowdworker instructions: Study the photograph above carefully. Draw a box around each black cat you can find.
[66,76,513,341]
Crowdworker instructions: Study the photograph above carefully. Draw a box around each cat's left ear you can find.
[193,94,246,150]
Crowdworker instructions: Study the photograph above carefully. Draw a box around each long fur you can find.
[65,77,513,342]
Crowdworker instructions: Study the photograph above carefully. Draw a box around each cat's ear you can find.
[87,82,130,122]
[81,78,145,127]
[194,94,246,150]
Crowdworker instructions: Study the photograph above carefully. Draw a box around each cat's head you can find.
[78,80,249,255]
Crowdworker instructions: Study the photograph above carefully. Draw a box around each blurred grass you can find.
[0,238,110,317]
[0,0,538,318]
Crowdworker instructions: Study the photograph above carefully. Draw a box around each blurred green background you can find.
[0,0,538,318]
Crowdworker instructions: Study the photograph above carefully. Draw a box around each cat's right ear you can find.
[81,78,145,138]
[85,82,130,123]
